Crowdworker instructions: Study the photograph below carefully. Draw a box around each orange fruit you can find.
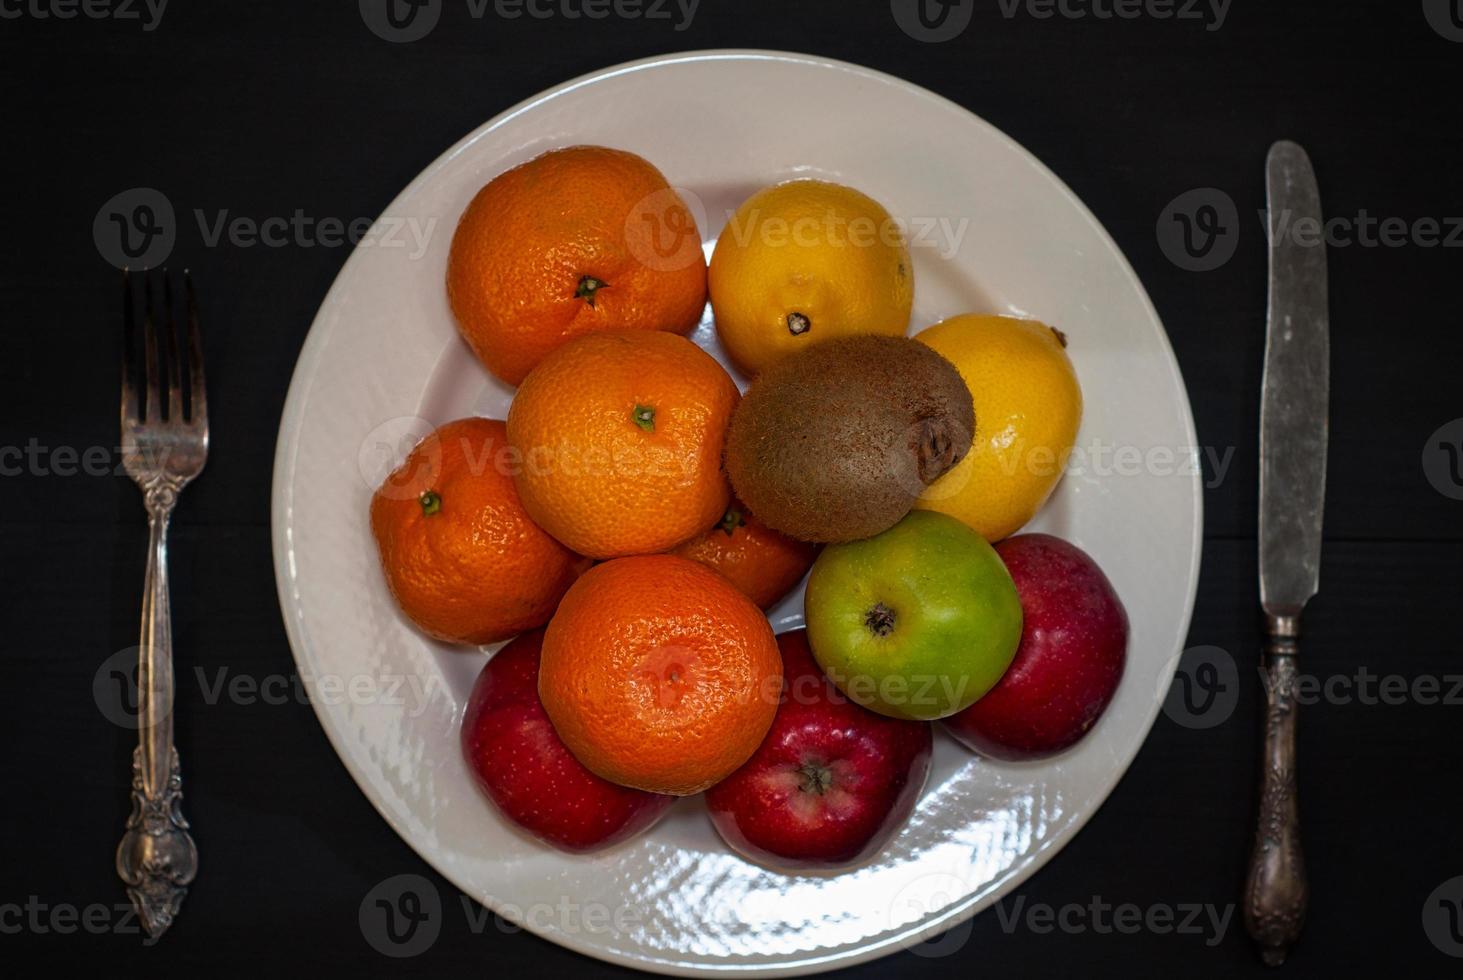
[447,145,708,386]
[506,330,739,560]
[671,499,819,609]
[539,555,782,795]
[369,417,588,645]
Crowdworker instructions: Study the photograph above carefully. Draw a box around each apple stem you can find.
[864,602,896,637]
[797,762,833,795]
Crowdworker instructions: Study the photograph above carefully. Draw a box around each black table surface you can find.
[4,1,1461,975]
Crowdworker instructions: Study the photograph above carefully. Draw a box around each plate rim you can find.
[270,47,1204,977]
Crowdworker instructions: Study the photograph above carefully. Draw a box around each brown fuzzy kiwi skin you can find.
[724,335,975,543]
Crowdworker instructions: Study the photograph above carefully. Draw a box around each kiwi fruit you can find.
[724,335,974,543]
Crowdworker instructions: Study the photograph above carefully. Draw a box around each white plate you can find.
[272,50,1201,976]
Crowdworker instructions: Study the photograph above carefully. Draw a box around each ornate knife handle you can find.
[115,497,198,938]
[1244,614,1308,966]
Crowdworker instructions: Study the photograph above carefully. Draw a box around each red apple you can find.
[461,629,675,852]
[943,534,1129,760]
[705,630,932,870]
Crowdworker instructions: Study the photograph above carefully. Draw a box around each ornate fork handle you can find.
[116,481,198,938]
[1243,615,1308,965]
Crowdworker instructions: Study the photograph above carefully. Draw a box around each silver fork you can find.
[115,269,206,939]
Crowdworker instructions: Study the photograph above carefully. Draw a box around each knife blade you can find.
[1245,139,1329,967]
[1259,140,1329,618]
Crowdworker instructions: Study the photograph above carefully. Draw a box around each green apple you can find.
[804,510,1022,721]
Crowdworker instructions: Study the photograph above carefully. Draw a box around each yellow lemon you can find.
[709,180,913,376]
[913,314,1082,541]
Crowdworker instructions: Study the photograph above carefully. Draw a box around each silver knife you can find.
[1244,140,1329,966]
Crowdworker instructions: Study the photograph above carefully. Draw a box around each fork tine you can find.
[162,270,183,422]
[184,271,207,426]
[121,269,140,426]
[143,270,162,423]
